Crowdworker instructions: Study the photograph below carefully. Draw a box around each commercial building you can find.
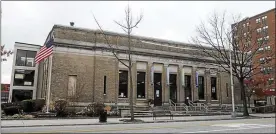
[9,25,244,107]
[8,43,40,102]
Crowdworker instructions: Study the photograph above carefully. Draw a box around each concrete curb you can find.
[2,116,274,128]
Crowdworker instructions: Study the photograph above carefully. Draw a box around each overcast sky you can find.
[1,1,275,83]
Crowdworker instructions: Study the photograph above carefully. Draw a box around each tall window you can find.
[15,50,36,67]
[137,72,146,98]
[198,76,205,100]
[211,77,217,100]
[119,70,128,98]
[169,74,177,103]
[226,83,229,97]
[68,75,77,97]
[104,76,107,95]
[13,70,35,86]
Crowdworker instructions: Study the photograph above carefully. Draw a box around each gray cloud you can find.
[1,1,274,83]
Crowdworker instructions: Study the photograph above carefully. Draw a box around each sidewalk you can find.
[1,113,275,128]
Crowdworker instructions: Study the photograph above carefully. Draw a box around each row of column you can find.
[118,61,221,105]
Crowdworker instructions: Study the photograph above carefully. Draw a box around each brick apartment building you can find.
[9,24,246,108]
[233,8,275,104]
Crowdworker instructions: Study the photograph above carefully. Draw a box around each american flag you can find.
[35,37,54,64]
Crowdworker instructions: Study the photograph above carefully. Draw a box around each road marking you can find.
[7,118,275,133]
[211,123,275,128]
[24,123,211,133]
[182,125,275,133]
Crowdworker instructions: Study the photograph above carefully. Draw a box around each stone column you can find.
[178,64,184,103]
[131,61,137,105]
[147,62,154,100]
[115,60,119,104]
[163,64,169,104]
[205,68,211,105]
[217,71,222,106]
[192,66,198,101]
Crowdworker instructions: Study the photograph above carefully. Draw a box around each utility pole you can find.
[229,43,236,118]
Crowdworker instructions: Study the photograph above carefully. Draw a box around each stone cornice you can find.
[53,41,218,65]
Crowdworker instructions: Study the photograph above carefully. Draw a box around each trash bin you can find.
[99,109,107,123]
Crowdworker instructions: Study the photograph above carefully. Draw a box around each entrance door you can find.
[184,75,192,100]
[211,77,217,100]
[154,73,162,106]
[169,74,177,103]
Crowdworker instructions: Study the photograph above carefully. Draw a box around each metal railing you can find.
[169,99,188,112]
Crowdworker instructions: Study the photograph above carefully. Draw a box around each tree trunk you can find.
[240,79,249,116]
[129,66,134,121]
[247,96,250,108]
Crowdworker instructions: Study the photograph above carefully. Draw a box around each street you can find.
[2,118,275,133]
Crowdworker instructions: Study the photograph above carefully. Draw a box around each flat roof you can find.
[15,42,42,47]
[52,24,206,49]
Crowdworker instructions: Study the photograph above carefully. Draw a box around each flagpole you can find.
[46,55,52,113]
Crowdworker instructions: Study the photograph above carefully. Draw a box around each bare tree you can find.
[66,83,86,115]
[93,5,143,121]
[1,45,13,61]
[192,12,274,116]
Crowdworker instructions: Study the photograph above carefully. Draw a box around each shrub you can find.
[1,102,17,109]
[21,100,34,113]
[86,102,105,117]
[3,106,22,116]
[54,100,68,117]
[33,99,45,112]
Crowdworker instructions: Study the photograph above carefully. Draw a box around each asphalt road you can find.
[1,118,275,133]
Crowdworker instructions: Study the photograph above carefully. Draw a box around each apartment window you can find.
[266,67,273,74]
[266,56,272,62]
[267,67,273,71]
[263,26,268,35]
[104,76,107,95]
[264,36,269,43]
[246,22,249,26]
[256,18,261,23]
[68,75,77,97]
[137,72,146,98]
[15,50,37,67]
[262,16,267,24]
[265,46,271,51]
[259,57,265,64]
[257,28,262,34]
[258,47,264,53]
[243,24,246,28]
[260,67,265,73]
[257,38,263,45]
[268,78,274,85]
[13,70,35,86]
[119,70,128,98]
[198,76,205,100]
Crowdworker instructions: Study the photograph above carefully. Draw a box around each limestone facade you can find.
[36,25,243,106]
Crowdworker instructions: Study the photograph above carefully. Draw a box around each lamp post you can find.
[229,43,236,118]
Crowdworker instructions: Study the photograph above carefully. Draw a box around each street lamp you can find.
[229,43,236,118]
